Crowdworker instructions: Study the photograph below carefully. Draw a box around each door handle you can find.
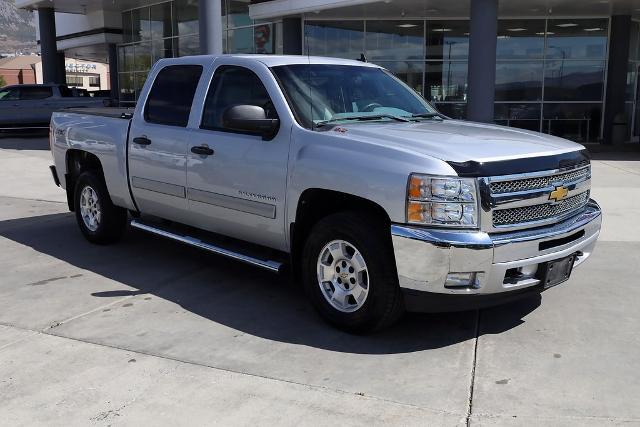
[133,136,151,145]
[191,145,214,156]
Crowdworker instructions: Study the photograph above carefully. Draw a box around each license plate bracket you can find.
[537,254,577,289]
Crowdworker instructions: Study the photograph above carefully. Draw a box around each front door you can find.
[128,64,203,222]
[185,64,290,251]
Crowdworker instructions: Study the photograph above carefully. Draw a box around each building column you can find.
[198,0,223,55]
[108,44,119,101]
[38,7,58,84]
[603,15,632,144]
[283,17,302,55]
[466,0,498,123]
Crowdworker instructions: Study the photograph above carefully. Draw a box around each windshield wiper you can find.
[410,112,443,120]
[316,114,410,127]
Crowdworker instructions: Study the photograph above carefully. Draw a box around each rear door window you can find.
[144,64,203,127]
[19,86,53,100]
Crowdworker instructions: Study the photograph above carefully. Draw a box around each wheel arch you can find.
[289,188,392,279]
[64,149,105,211]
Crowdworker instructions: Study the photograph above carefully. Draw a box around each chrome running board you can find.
[130,219,283,272]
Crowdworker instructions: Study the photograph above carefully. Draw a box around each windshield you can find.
[271,64,440,129]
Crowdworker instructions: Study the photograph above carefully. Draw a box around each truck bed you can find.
[63,107,135,119]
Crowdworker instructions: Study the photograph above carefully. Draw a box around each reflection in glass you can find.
[494,103,541,132]
[425,61,468,102]
[228,0,252,28]
[227,27,254,54]
[136,7,151,41]
[122,11,133,43]
[134,42,152,71]
[134,72,148,99]
[630,21,639,61]
[495,61,543,101]
[376,61,424,94]
[546,19,608,59]
[173,0,199,36]
[119,45,135,73]
[543,103,602,142]
[496,19,545,59]
[152,38,174,62]
[426,21,469,60]
[119,73,135,103]
[365,21,423,61]
[150,2,173,40]
[305,21,364,60]
[434,103,466,119]
[176,35,200,56]
[544,60,605,101]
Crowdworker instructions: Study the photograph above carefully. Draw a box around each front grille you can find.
[490,166,590,194]
[492,192,589,227]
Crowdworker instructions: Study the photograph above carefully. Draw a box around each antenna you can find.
[358,53,367,63]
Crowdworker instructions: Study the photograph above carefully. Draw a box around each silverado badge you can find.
[549,185,569,202]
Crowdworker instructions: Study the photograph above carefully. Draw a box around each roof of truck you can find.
[168,54,381,68]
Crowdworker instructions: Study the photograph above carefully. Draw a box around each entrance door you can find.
[128,64,203,222]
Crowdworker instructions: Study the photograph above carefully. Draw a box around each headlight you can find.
[407,174,479,227]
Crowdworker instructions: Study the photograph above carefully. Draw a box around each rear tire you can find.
[301,211,404,333]
[74,170,127,244]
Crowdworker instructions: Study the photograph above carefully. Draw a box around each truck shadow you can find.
[0,212,540,355]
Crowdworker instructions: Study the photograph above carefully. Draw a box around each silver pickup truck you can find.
[49,55,601,333]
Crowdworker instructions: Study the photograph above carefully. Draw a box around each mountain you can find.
[0,0,37,55]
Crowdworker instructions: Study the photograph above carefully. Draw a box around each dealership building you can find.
[17,0,640,145]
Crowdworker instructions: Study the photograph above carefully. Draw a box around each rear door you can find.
[185,62,291,251]
[0,86,53,127]
[128,63,204,222]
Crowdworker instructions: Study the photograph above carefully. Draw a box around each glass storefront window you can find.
[119,45,135,73]
[425,61,468,102]
[494,103,541,132]
[176,34,200,56]
[546,19,608,60]
[173,0,199,36]
[134,42,153,71]
[152,38,174,62]
[496,20,545,59]
[376,61,424,94]
[122,11,133,43]
[150,2,173,40]
[254,23,275,54]
[305,21,365,60]
[543,103,602,143]
[228,0,252,28]
[119,73,135,103]
[137,7,152,41]
[434,103,466,119]
[134,72,149,99]
[495,61,543,101]
[426,21,469,60]
[365,21,424,62]
[544,60,605,101]
[227,27,254,54]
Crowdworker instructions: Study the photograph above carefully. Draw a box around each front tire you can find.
[74,171,127,244]
[301,212,404,333]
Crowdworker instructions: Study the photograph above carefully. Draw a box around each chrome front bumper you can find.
[391,200,602,301]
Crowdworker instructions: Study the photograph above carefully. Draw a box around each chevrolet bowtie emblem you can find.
[549,185,569,202]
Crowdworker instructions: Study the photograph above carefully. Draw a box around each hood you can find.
[330,119,583,164]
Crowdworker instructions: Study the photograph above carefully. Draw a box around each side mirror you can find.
[222,105,280,140]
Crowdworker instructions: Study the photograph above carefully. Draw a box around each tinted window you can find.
[201,66,276,131]
[0,87,19,100]
[144,64,202,127]
[20,86,53,100]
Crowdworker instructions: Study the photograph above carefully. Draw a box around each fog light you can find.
[445,272,478,288]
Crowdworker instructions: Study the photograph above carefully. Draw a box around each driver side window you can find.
[201,65,277,132]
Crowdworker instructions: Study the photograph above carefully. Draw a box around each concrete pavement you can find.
[0,136,639,426]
